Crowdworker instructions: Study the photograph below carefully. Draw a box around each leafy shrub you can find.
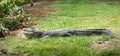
[2,17,20,30]
[0,0,15,18]
[2,14,32,30]
[0,0,32,31]
[0,24,8,37]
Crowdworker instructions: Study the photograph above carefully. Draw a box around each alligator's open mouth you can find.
[23,28,35,38]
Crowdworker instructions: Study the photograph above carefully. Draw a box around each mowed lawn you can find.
[1,0,120,56]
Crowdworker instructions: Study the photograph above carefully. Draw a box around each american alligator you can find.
[23,28,113,38]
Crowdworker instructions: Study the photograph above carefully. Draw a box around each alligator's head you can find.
[23,28,45,38]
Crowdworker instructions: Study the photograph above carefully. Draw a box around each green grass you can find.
[1,0,120,56]
[1,35,109,56]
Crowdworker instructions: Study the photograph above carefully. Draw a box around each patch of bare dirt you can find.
[91,41,112,50]
[111,39,120,51]
[91,38,120,54]
[9,30,26,38]
[23,0,57,18]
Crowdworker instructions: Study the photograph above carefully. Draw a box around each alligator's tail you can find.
[103,29,113,38]
[88,29,113,38]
